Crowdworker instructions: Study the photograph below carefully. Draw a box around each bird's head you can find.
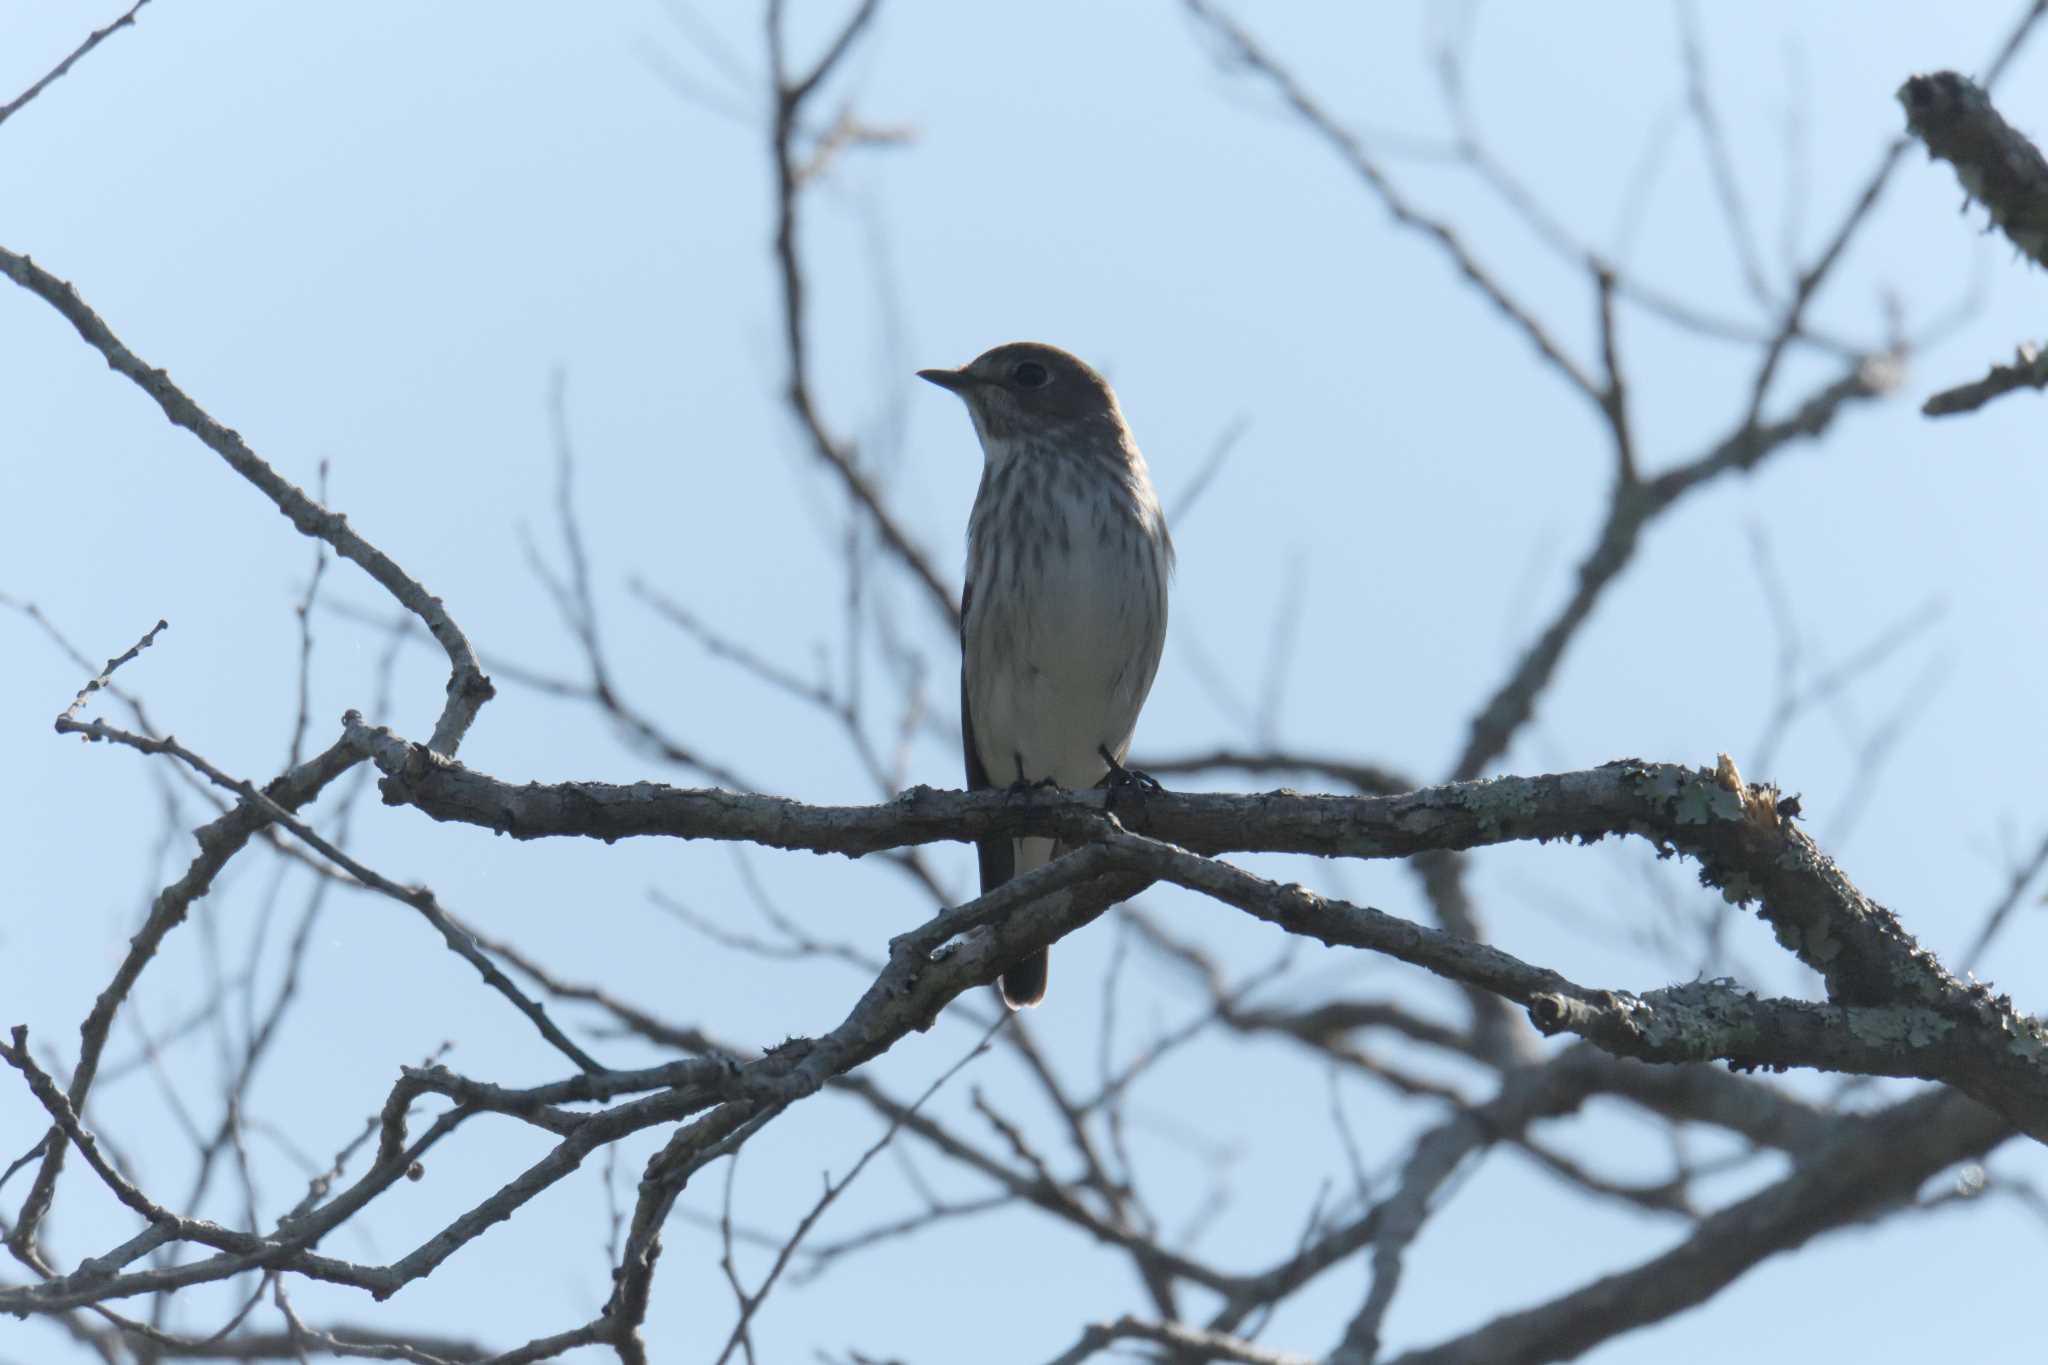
[918,342,1123,445]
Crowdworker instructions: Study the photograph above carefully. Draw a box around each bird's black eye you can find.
[1011,360,1051,389]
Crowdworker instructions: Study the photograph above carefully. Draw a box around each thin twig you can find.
[0,0,153,129]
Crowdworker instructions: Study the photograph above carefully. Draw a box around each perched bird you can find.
[919,342,1173,1008]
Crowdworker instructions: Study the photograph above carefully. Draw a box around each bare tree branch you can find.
[0,0,153,129]
[1900,70,2048,270]
[764,0,957,630]
[0,246,494,755]
[12,9,2046,1361]
[1376,1088,2007,1365]
[1923,340,2048,417]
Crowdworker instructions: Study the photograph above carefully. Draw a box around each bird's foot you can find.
[1098,745,1164,796]
[1005,774,1064,797]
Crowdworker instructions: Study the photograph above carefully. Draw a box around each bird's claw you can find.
[1098,744,1164,796]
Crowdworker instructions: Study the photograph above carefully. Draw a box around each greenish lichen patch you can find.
[1904,1014,1954,1048]
[1716,871,1762,907]
[1458,775,1543,838]
[1634,982,1759,1061]
[1671,777,1744,826]
[1847,1009,1953,1049]
[2007,1029,2048,1062]
[1635,765,1686,804]
[1766,919,1804,956]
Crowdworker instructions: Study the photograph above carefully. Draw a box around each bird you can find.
[919,342,1173,1008]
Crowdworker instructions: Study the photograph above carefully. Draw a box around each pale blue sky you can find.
[4,4,2048,1362]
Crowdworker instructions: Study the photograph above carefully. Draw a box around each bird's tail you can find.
[999,950,1049,1009]
[996,834,1059,1008]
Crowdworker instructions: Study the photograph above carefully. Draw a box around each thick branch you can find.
[344,719,1936,997]
[1900,70,2048,418]
[336,716,2048,1139]
[1381,1088,2008,1365]
[1899,71,2048,270]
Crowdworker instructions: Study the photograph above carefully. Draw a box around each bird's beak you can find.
[917,367,977,394]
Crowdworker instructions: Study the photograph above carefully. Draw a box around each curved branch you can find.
[342,718,1924,993]
[0,247,494,755]
[1454,355,1898,780]
[1378,1088,2007,1365]
[7,738,359,1261]
[766,0,960,630]
[336,715,2048,1140]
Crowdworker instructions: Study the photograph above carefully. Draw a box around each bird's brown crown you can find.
[918,341,1124,439]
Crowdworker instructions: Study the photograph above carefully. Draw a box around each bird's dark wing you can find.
[961,582,1012,895]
